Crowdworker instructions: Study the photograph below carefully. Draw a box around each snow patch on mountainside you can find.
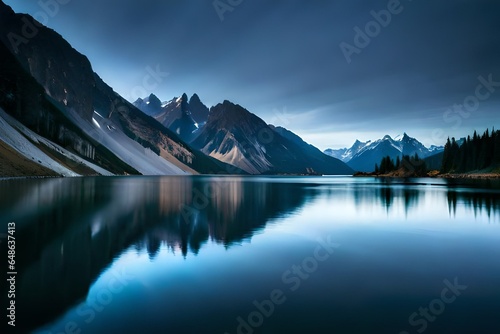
[324,140,372,162]
[67,108,189,175]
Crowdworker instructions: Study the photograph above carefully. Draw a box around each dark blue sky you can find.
[5,0,500,149]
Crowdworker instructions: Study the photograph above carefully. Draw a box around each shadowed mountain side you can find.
[270,125,354,175]
[134,93,209,143]
[191,101,353,175]
[0,2,95,120]
[0,39,139,175]
[7,177,318,332]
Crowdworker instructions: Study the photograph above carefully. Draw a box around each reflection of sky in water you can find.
[3,176,498,334]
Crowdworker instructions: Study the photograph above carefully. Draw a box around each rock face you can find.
[0,31,137,175]
[157,93,198,141]
[0,4,95,121]
[191,101,353,175]
[133,94,163,117]
[134,93,209,143]
[188,93,209,125]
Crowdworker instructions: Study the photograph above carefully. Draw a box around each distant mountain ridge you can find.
[324,134,444,172]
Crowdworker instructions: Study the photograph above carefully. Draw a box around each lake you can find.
[2,176,500,334]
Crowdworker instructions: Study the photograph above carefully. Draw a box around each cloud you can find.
[5,0,499,148]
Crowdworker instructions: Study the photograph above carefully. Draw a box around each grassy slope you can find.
[0,140,59,177]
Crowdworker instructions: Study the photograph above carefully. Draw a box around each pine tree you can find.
[465,136,474,171]
[478,130,490,169]
[450,138,460,171]
[389,157,395,172]
[441,128,499,173]
[493,130,500,166]
[441,137,452,173]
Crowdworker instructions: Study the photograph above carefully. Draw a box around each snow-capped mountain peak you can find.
[324,133,445,172]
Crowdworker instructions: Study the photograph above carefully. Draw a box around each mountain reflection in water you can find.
[0,176,498,333]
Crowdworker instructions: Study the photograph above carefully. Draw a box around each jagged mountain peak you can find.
[190,93,201,103]
[188,93,209,125]
[209,101,263,127]
[133,92,209,142]
[180,93,189,112]
[401,132,414,142]
[147,93,162,107]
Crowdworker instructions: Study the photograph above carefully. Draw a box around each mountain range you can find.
[134,96,353,175]
[133,93,208,143]
[324,134,444,172]
[0,2,352,177]
[190,101,353,174]
[0,2,243,177]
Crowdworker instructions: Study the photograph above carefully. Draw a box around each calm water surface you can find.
[1,176,500,334]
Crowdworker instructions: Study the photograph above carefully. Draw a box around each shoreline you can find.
[1,173,499,181]
[353,171,500,180]
[435,173,500,179]
[0,175,65,182]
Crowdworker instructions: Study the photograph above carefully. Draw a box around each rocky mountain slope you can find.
[0,2,238,176]
[191,101,353,175]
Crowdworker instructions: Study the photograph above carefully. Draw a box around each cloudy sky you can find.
[5,0,500,149]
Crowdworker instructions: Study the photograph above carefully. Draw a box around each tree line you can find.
[441,128,500,173]
[375,154,427,176]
